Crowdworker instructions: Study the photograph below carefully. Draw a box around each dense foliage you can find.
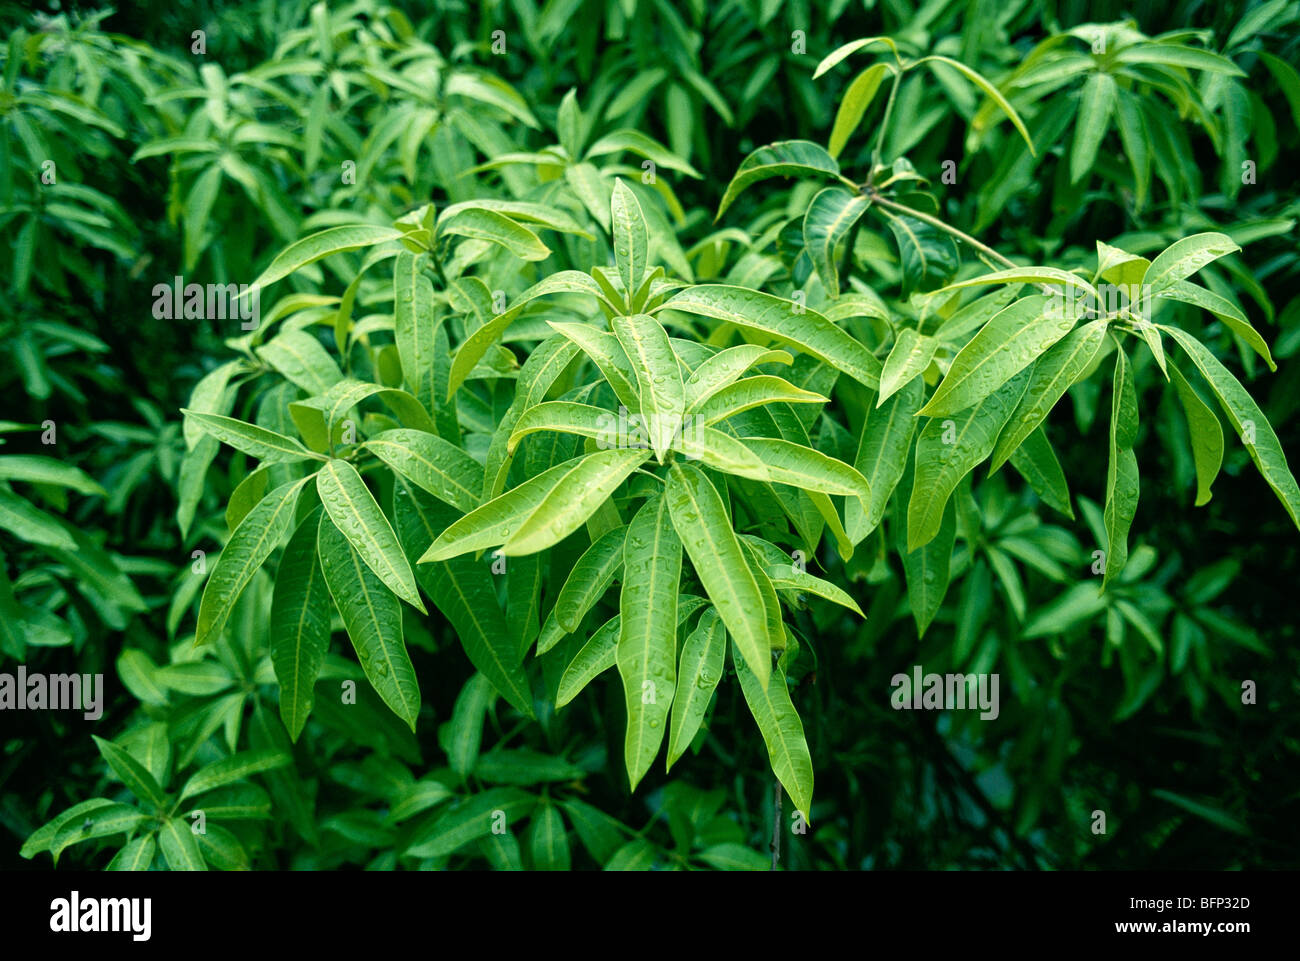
[4,0,1299,871]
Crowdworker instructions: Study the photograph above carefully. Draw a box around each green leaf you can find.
[317,513,421,729]
[879,328,938,404]
[616,493,682,790]
[880,210,959,296]
[667,607,726,769]
[899,498,956,637]
[180,749,292,802]
[257,330,343,394]
[664,285,881,390]
[693,376,827,427]
[529,801,571,870]
[828,63,889,159]
[394,481,535,717]
[1161,326,1300,530]
[1102,346,1139,590]
[666,462,770,688]
[406,789,535,859]
[393,251,440,402]
[803,186,870,295]
[1114,43,1245,76]
[557,615,621,708]
[270,511,331,741]
[611,180,649,302]
[196,476,310,646]
[501,449,648,555]
[908,369,1028,551]
[317,459,425,613]
[50,803,148,860]
[565,161,612,232]
[847,378,923,543]
[92,736,168,810]
[249,225,403,295]
[107,835,156,871]
[1155,280,1274,371]
[732,642,813,817]
[716,141,841,219]
[1009,428,1073,518]
[159,818,206,871]
[740,437,870,511]
[682,345,793,411]
[920,294,1078,417]
[1070,72,1116,182]
[917,55,1035,154]
[611,313,685,462]
[182,410,322,463]
[0,455,106,495]
[989,319,1107,470]
[365,429,482,514]
[1143,233,1241,295]
[555,525,627,632]
[438,207,550,261]
[547,322,641,411]
[1168,360,1223,507]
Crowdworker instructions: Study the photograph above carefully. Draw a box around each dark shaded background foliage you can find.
[2,0,1298,869]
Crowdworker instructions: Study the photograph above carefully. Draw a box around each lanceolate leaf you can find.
[879,327,938,404]
[716,140,841,219]
[611,313,685,462]
[611,180,649,301]
[92,736,168,810]
[908,369,1028,551]
[248,224,403,295]
[555,525,628,632]
[732,643,813,818]
[1167,359,1224,507]
[1009,427,1073,518]
[270,509,331,741]
[557,615,621,708]
[663,285,882,390]
[197,476,310,646]
[693,376,826,427]
[317,459,425,612]
[683,345,794,411]
[1161,326,1300,530]
[616,494,681,790]
[665,462,769,688]
[667,607,726,769]
[989,319,1107,471]
[1070,71,1117,182]
[828,63,888,159]
[393,251,440,403]
[1143,232,1241,295]
[394,480,534,717]
[438,207,550,261]
[898,496,956,638]
[740,437,871,513]
[1102,347,1139,591]
[317,513,421,729]
[365,429,482,514]
[500,449,648,555]
[182,410,322,463]
[919,294,1078,417]
[847,378,923,543]
[1155,280,1274,371]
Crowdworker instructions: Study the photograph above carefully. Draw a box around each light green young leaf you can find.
[879,327,938,404]
[666,607,726,770]
[249,225,403,295]
[611,313,685,462]
[611,180,649,302]
[555,525,627,632]
[666,462,770,688]
[159,818,206,871]
[393,251,440,402]
[683,345,793,411]
[919,294,1078,417]
[847,378,924,544]
[179,749,292,802]
[365,429,482,514]
[716,140,841,219]
[1070,71,1116,182]
[616,494,681,790]
[692,376,827,427]
[663,285,882,390]
[438,207,550,261]
[197,476,311,646]
[317,459,425,612]
[828,63,889,159]
[1143,232,1241,295]
[732,642,813,818]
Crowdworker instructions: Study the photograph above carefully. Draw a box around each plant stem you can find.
[868,193,1018,271]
